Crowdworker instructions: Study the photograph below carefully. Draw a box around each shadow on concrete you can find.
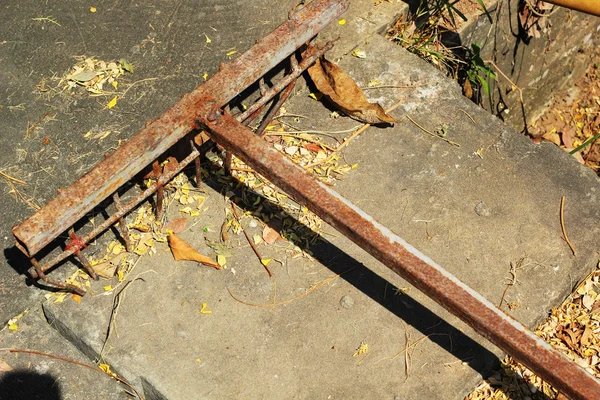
[0,370,61,400]
[191,149,502,380]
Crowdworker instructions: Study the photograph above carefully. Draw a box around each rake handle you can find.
[542,0,600,16]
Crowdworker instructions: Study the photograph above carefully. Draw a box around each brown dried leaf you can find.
[581,324,593,347]
[263,219,282,245]
[168,233,220,269]
[307,57,396,124]
[0,359,13,373]
[165,217,188,234]
[130,223,152,233]
[162,156,180,177]
[93,261,118,279]
[463,79,473,99]
[303,143,324,153]
[194,130,211,146]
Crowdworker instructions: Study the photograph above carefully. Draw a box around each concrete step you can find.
[2,1,599,399]
[42,35,600,399]
[0,306,128,400]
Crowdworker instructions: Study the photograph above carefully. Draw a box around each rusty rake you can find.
[10,0,600,397]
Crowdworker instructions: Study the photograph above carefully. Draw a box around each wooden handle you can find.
[542,0,600,16]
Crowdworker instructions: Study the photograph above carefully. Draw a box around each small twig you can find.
[0,173,40,211]
[273,125,362,136]
[0,170,25,184]
[560,196,576,256]
[524,0,558,18]
[101,279,139,357]
[273,114,308,120]
[459,108,476,124]
[306,99,405,169]
[31,16,61,26]
[230,202,272,277]
[121,78,160,98]
[486,61,523,103]
[0,348,143,399]
[227,266,355,307]
[405,115,460,147]
[498,257,524,308]
[485,60,530,134]
[359,84,421,90]
[498,284,511,309]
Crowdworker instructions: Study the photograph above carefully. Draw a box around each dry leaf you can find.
[263,223,282,245]
[130,223,152,232]
[583,294,595,310]
[307,56,396,124]
[580,325,593,347]
[72,293,83,304]
[92,261,118,279]
[303,143,324,153]
[165,217,188,234]
[463,79,473,99]
[168,233,220,269]
[0,359,13,373]
[194,131,211,146]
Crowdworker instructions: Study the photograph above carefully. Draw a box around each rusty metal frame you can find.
[12,0,345,288]
[10,0,600,397]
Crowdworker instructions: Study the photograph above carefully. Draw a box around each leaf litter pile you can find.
[36,56,135,112]
[468,263,600,399]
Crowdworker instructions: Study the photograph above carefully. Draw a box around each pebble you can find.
[339,295,354,309]
[474,201,492,217]
[249,219,258,228]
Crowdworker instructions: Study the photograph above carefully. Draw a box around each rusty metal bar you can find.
[27,147,200,278]
[12,0,349,259]
[237,41,334,123]
[201,111,600,400]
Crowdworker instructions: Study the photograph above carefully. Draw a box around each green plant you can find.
[466,43,497,95]
[387,1,497,103]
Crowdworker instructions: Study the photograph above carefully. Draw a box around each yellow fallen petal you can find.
[8,323,18,331]
[217,254,226,267]
[103,285,113,291]
[261,258,272,266]
[99,363,113,375]
[181,183,190,195]
[200,302,212,314]
[106,96,117,109]
[338,19,346,25]
[90,6,97,13]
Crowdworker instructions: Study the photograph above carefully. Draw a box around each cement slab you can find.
[0,306,128,400]
[42,35,600,399]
